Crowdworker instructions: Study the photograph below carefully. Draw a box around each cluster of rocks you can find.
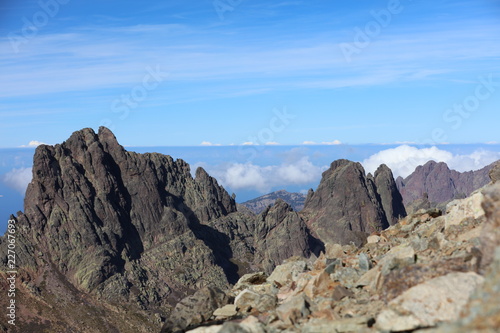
[161,184,500,333]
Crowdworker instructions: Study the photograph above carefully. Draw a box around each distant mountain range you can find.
[240,190,306,214]
[241,160,500,215]
[396,160,498,212]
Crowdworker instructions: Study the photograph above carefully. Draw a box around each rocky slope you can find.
[301,160,406,246]
[240,190,306,214]
[164,182,500,333]
[0,127,407,332]
[396,160,496,212]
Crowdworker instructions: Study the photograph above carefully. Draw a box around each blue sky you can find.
[1,0,499,147]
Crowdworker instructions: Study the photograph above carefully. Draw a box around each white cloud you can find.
[20,140,46,148]
[200,141,221,146]
[321,140,342,145]
[265,142,280,145]
[362,145,500,179]
[241,142,256,146]
[302,140,342,145]
[1,168,32,195]
[208,157,327,193]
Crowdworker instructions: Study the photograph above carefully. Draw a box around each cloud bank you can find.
[209,157,327,193]
[363,145,500,179]
[1,167,33,195]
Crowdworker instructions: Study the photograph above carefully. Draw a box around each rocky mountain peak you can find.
[302,159,405,246]
[397,159,495,212]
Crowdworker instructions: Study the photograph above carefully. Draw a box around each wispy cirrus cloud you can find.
[1,19,499,100]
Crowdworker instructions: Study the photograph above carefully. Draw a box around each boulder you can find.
[445,191,485,229]
[376,272,484,331]
[276,294,311,325]
[160,286,229,333]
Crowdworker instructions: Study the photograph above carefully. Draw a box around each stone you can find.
[161,286,230,333]
[489,162,500,183]
[266,260,306,286]
[237,316,266,333]
[233,272,267,291]
[366,235,381,244]
[480,184,500,270]
[234,290,276,314]
[330,267,361,289]
[276,294,311,325]
[303,316,373,333]
[186,326,223,333]
[300,270,338,299]
[213,304,237,319]
[355,267,381,291]
[332,285,354,301]
[442,247,500,332]
[325,243,344,259]
[376,272,484,331]
[445,191,485,229]
[358,253,372,271]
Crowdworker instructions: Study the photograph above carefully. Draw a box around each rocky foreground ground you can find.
[161,183,500,333]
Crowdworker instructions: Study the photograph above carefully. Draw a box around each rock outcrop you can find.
[396,160,495,212]
[373,164,407,226]
[253,200,322,274]
[302,160,405,246]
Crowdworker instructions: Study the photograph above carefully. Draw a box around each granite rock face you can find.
[253,200,323,274]
[396,160,495,211]
[302,160,405,245]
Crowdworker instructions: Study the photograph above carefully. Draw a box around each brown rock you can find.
[276,294,311,325]
[480,184,500,270]
[376,272,484,332]
[489,162,500,183]
[160,286,229,333]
